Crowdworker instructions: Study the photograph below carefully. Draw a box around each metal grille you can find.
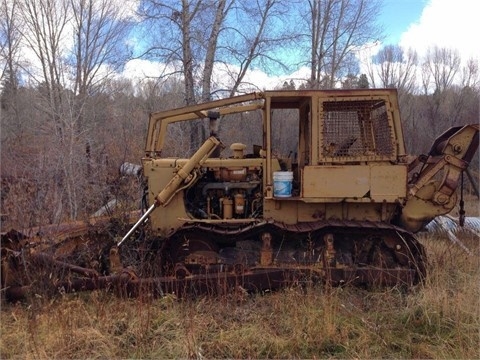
[320,99,394,159]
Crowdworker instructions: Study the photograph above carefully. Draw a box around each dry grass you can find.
[1,232,479,359]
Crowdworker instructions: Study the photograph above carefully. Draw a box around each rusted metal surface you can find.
[7,211,140,243]
[4,266,418,302]
[31,252,100,277]
[1,215,427,302]
[173,218,415,241]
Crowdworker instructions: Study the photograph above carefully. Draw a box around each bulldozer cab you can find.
[265,90,405,198]
[145,89,405,196]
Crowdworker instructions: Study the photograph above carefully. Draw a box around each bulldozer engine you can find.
[2,89,478,301]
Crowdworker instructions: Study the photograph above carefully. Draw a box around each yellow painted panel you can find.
[303,166,370,198]
[370,165,407,201]
[303,164,407,201]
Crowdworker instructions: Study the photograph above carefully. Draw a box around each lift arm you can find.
[399,124,479,233]
[118,136,221,246]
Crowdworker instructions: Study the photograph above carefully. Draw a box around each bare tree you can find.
[139,0,293,102]
[138,0,210,106]
[138,0,293,149]
[200,0,230,101]
[459,58,479,89]
[442,59,479,128]
[0,0,22,143]
[137,0,222,149]
[0,0,21,88]
[367,44,418,94]
[70,0,132,99]
[14,0,134,221]
[421,46,461,95]
[419,47,460,134]
[222,0,292,96]
[304,0,382,89]
[19,0,70,136]
[69,0,134,196]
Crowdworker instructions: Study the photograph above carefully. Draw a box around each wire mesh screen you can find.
[320,99,394,160]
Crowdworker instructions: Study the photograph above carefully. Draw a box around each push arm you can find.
[399,124,479,232]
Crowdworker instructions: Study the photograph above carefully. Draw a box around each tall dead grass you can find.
[1,233,479,359]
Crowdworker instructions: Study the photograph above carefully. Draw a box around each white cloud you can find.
[120,59,311,96]
[399,0,480,61]
[357,0,479,90]
[121,59,177,81]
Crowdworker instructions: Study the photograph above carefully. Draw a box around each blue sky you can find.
[380,0,427,45]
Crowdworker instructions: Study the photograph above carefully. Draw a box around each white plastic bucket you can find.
[273,171,293,197]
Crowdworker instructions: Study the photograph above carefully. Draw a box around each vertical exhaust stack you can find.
[208,111,221,158]
[208,110,220,137]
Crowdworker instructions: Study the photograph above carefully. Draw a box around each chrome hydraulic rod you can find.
[117,204,156,246]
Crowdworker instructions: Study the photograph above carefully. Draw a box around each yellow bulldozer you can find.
[2,89,478,301]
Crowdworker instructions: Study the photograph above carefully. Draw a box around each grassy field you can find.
[1,228,478,359]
